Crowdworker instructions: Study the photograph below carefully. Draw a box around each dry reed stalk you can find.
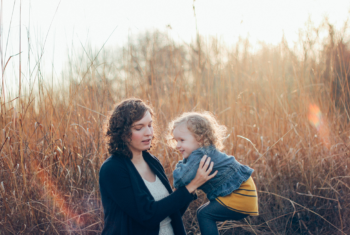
[1,18,350,234]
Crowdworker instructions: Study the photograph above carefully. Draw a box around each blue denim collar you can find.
[193,145,217,155]
[183,145,216,163]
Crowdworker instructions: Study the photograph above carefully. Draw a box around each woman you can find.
[99,98,217,235]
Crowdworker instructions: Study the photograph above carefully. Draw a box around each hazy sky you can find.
[1,0,350,94]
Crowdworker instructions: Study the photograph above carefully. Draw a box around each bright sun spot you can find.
[308,104,331,148]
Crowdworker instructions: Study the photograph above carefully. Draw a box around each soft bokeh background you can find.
[1,1,350,234]
[2,0,350,94]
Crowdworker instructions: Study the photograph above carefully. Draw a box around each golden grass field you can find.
[1,20,350,234]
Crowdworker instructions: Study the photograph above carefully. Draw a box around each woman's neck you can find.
[131,151,144,165]
[130,150,155,181]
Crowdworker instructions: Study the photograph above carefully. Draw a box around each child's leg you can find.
[196,200,248,235]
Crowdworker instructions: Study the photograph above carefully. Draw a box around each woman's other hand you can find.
[185,155,217,193]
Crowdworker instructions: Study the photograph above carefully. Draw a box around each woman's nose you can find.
[145,126,153,135]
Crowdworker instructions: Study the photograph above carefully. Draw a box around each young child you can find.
[169,112,258,235]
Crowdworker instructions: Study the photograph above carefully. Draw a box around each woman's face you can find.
[128,111,154,155]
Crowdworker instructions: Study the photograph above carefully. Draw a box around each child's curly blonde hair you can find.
[168,111,227,150]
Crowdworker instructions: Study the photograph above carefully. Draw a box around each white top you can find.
[142,175,175,235]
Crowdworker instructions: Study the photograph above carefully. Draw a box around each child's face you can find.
[173,123,201,159]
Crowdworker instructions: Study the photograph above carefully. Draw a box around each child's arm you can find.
[173,152,204,189]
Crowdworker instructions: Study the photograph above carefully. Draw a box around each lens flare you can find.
[32,160,84,226]
[308,104,330,148]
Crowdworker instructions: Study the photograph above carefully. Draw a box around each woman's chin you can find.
[140,144,152,150]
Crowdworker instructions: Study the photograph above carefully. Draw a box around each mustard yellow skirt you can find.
[216,176,259,216]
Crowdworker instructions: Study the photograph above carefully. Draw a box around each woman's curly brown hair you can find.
[167,111,227,150]
[104,98,157,159]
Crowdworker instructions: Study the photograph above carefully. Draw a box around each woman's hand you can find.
[185,155,218,193]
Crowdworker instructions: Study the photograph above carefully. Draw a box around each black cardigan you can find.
[99,151,196,235]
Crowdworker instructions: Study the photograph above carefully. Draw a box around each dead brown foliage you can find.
[1,22,350,234]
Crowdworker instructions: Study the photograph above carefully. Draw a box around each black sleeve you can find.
[179,192,197,216]
[150,153,197,217]
[99,161,195,229]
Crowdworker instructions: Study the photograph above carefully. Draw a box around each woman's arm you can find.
[179,192,197,216]
[100,156,216,229]
[100,161,195,229]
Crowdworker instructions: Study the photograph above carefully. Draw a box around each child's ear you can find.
[197,138,204,146]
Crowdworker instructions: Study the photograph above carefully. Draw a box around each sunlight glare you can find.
[308,104,330,148]
[32,160,84,226]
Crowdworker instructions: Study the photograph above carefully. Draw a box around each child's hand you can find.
[185,155,218,193]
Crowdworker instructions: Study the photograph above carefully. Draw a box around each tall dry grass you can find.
[1,20,350,234]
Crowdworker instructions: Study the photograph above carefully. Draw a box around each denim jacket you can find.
[173,145,253,200]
